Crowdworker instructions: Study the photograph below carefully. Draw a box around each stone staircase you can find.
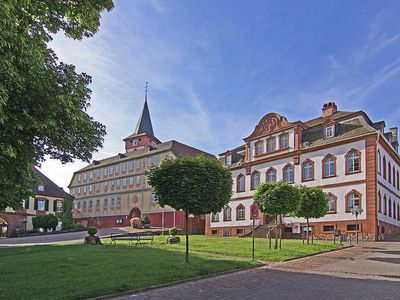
[241,216,276,238]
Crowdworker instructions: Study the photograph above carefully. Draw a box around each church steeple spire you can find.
[123,82,160,152]
[134,82,154,137]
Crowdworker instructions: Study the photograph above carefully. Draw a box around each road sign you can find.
[250,203,259,219]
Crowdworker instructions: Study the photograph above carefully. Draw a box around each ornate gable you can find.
[243,113,293,142]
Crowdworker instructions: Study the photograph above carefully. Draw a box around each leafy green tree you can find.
[0,0,114,210]
[296,186,328,244]
[148,156,232,262]
[254,182,300,249]
[32,214,58,232]
[59,198,74,230]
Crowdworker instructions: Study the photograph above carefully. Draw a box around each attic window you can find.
[326,126,334,138]
[226,155,232,165]
[37,185,44,192]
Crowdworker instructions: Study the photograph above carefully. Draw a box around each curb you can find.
[89,264,263,300]
[281,244,354,262]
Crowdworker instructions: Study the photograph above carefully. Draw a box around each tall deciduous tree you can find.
[0,0,114,210]
[254,182,300,249]
[296,186,328,244]
[148,156,232,262]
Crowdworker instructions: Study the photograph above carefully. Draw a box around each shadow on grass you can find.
[0,244,255,300]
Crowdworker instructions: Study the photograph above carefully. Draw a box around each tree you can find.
[32,214,58,232]
[296,186,328,244]
[59,198,74,230]
[254,182,300,249]
[148,156,232,262]
[0,0,114,210]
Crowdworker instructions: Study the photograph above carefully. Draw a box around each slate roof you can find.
[73,140,215,175]
[33,167,72,199]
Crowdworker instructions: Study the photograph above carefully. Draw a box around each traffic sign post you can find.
[250,204,259,261]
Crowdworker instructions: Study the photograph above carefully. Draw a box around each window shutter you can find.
[45,199,49,211]
[34,199,38,210]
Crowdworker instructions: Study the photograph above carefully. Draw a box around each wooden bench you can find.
[110,233,155,246]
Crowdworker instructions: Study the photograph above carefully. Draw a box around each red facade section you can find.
[74,211,205,234]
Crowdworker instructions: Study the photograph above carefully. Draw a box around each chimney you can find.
[322,102,338,118]
[390,127,399,153]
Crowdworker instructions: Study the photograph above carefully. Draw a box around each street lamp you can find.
[351,206,364,244]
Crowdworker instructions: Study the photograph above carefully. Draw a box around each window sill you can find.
[301,178,314,182]
[322,175,337,179]
[236,218,245,221]
[223,219,232,222]
[345,170,361,175]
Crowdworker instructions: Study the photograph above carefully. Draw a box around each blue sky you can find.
[41,0,400,190]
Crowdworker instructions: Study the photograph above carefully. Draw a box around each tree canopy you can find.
[254,182,300,217]
[148,155,232,261]
[296,186,328,244]
[0,0,114,210]
[254,182,300,249]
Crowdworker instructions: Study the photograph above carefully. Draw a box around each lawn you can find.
[151,235,341,261]
[0,244,255,300]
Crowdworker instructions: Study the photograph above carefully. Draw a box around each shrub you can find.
[32,214,58,231]
[141,214,150,225]
[71,223,86,231]
[87,227,97,236]
[169,227,178,237]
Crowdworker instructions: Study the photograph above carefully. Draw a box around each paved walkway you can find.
[112,240,400,300]
[0,227,129,246]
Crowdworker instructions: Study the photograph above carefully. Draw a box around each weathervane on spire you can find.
[145,81,149,100]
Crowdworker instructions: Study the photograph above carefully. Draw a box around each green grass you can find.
[184,236,339,261]
[150,235,340,261]
[0,244,255,300]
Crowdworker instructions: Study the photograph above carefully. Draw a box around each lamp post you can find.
[189,213,194,235]
[351,206,364,244]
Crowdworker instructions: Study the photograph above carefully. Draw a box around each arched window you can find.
[397,170,400,190]
[378,192,382,213]
[283,164,294,183]
[236,204,245,220]
[251,171,260,190]
[302,159,314,181]
[384,195,387,215]
[237,174,245,192]
[255,141,264,156]
[377,150,382,174]
[388,162,392,183]
[266,167,276,183]
[211,212,219,222]
[388,198,392,217]
[346,190,361,212]
[346,149,361,174]
[397,203,400,221]
[223,206,232,221]
[327,193,337,213]
[393,166,396,187]
[383,156,387,179]
[322,155,336,178]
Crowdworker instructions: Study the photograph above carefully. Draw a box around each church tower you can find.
[124,83,161,152]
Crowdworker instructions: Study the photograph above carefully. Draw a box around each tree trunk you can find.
[274,215,278,250]
[306,218,310,245]
[279,215,282,250]
[185,210,189,263]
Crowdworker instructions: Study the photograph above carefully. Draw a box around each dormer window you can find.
[279,133,289,149]
[255,141,264,156]
[325,126,334,138]
[267,137,276,153]
[226,155,232,165]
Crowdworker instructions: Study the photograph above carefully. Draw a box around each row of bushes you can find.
[31,214,85,232]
